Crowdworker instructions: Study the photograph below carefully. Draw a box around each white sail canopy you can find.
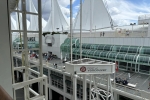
[11,16,16,30]
[74,0,113,31]
[43,0,69,32]
[15,12,30,30]
[28,0,47,31]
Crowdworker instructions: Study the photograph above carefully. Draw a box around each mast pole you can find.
[51,0,54,31]
[90,0,93,34]
[80,0,82,61]
[70,0,73,63]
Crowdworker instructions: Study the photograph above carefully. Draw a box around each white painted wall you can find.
[42,34,67,58]
[0,0,13,97]
[82,37,150,46]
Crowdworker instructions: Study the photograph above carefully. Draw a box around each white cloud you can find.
[57,0,76,7]
[105,0,150,26]
[109,7,120,16]
[75,4,80,10]
[26,0,150,26]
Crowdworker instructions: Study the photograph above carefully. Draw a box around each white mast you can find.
[90,0,93,34]
[80,0,82,60]
[70,0,73,63]
[51,0,54,32]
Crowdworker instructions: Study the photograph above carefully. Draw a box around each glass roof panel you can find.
[108,52,117,59]
[120,46,129,53]
[103,45,113,51]
[86,44,92,49]
[137,56,150,64]
[128,46,139,54]
[140,47,150,55]
[90,44,99,50]
[116,53,126,60]
[97,44,105,50]
[93,50,101,57]
[99,51,109,58]
[125,54,137,62]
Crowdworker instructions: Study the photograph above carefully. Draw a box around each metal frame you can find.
[11,0,47,100]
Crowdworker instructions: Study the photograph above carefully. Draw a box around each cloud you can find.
[105,0,150,26]
[14,0,150,27]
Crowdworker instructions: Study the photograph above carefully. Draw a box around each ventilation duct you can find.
[9,0,19,12]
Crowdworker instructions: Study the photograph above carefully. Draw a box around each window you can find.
[128,46,139,53]
[137,56,150,64]
[97,44,105,50]
[108,52,117,59]
[116,53,126,60]
[120,46,129,53]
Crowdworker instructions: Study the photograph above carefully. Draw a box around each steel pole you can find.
[38,0,44,96]
[90,0,93,34]
[106,75,110,100]
[83,75,87,100]
[80,0,82,61]
[73,75,77,100]
[22,0,29,99]
[70,0,73,63]
[132,25,133,34]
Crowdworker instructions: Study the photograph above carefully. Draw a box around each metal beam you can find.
[13,77,46,89]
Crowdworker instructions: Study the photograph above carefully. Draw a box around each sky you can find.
[14,0,150,26]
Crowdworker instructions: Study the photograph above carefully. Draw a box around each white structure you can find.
[65,58,115,100]
[138,14,150,25]
[28,0,47,31]
[43,0,69,32]
[74,0,113,32]
[42,34,68,58]
[10,0,48,100]
[11,16,16,30]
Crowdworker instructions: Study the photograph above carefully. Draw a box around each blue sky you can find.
[35,0,150,26]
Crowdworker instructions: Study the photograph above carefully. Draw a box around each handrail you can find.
[0,85,13,100]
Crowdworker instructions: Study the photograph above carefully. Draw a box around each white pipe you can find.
[89,75,92,100]
[70,0,73,63]
[83,75,87,100]
[29,88,39,96]
[73,75,77,100]
[22,0,30,99]
[106,75,109,100]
